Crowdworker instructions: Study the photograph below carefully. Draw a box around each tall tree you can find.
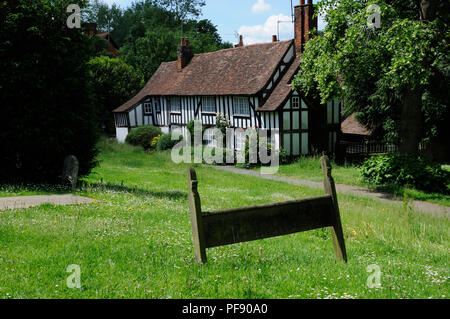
[293,0,449,157]
[0,0,100,182]
[88,56,144,134]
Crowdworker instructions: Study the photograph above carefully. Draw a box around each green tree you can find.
[293,0,449,157]
[115,1,231,81]
[157,0,206,23]
[0,0,100,183]
[88,56,144,134]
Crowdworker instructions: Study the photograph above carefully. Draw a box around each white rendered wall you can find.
[116,127,129,143]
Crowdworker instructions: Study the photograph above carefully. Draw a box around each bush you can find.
[125,126,162,150]
[360,153,450,193]
[156,133,183,151]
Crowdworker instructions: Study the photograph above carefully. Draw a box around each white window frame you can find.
[292,97,300,108]
[202,96,216,114]
[233,97,250,117]
[144,102,152,114]
[170,97,181,113]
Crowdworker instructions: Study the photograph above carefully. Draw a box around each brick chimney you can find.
[294,0,317,55]
[235,35,244,48]
[84,22,97,36]
[272,35,278,42]
[177,37,193,70]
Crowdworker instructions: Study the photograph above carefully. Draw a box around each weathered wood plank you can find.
[202,196,334,248]
[187,167,207,263]
[321,155,348,262]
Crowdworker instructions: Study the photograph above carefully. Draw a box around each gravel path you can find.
[0,194,94,210]
[213,166,450,218]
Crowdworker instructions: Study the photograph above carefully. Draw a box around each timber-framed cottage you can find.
[113,0,342,156]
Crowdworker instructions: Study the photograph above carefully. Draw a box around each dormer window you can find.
[233,97,250,117]
[144,102,152,114]
[202,96,216,114]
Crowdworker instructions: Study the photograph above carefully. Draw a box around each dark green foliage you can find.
[360,153,450,193]
[293,0,449,155]
[88,56,144,134]
[156,133,183,151]
[0,0,100,183]
[125,126,162,150]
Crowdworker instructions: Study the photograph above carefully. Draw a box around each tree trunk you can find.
[398,88,423,155]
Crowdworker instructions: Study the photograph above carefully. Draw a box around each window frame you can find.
[143,102,153,115]
[201,96,217,114]
[233,96,250,117]
[170,96,181,114]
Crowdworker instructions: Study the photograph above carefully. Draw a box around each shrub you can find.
[125,126,162,150]
[156,133,183,151]
[360,153,450,193]
[151,134,163,149]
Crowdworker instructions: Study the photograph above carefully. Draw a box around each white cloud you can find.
[238,14,293,45]
[251,0,271,14]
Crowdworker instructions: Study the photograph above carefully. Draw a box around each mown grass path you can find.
[214,166,450,218]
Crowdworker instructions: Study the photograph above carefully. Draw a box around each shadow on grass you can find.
[80,181,187,201]
[0,183,73,197]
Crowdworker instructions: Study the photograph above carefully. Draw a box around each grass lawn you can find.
[0,139,448,299]
[273,157,450,207]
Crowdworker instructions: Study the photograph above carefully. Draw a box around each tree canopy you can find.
[293,0,449,157]
[0,0,100,182]
[84,0,232,81]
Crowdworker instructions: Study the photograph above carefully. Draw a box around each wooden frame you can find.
[187,155,347,264]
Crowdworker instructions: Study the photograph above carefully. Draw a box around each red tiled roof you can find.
[113,40,294,112]
[341,114,373,136]
[256,58,301,111]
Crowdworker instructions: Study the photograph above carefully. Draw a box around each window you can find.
[155,100,160,113]
[144,102,152,114]
[202,96,216,113]
[170,97,181,113]
[233,97,250,116]
[292,97,300,108]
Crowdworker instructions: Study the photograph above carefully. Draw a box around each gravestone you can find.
[62,155,79,190]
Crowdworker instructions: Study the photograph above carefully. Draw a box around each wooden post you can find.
[187,167,207,264]
[320,155,348,262]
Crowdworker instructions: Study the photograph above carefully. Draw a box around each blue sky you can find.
[102,0,324,45]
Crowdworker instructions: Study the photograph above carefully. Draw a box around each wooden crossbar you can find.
[187,156,347,264]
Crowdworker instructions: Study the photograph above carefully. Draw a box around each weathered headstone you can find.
[62,155,79,190]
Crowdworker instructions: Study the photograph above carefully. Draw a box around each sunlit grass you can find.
[273,157,450,207]
[0,139,448,299]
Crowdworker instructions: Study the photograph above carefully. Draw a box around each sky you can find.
[101,0,325,45]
